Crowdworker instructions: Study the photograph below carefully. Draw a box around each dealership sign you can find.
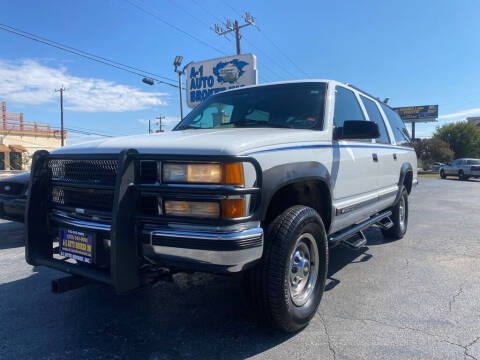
[186,54,257,108]
[393,105,438,123]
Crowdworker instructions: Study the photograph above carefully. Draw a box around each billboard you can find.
[393,105,438,123]
[186,54,257,108]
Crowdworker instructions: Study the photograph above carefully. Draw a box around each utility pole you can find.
[55,86,66,146]
[156,116,166,132]
[148,119,151,134]
[214,12,255,55]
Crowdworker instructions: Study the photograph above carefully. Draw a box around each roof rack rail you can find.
[346,83,395,110]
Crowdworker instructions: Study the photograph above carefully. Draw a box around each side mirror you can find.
[336,120,380,140]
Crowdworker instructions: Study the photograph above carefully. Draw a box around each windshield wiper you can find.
[177,125,203,130]
[236,120,292,129]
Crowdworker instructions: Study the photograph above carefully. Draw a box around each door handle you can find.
[393,153,397,160]
[372,153,378,162]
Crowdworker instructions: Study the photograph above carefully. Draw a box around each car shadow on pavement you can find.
[0,220,25,250]
[325,227,389,292]
[0,226,390,360]
[1,265,297,359]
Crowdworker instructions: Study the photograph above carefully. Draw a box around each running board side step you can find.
[329,210,393,249]
[374,216,394,230]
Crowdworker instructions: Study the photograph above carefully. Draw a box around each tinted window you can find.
[360,95,390,144]
[175,83,326,130]
[380,103,412,146]
[333,87,365,128]
[467,160,480,165]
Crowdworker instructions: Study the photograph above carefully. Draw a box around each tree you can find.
[414,138,454,170]
[434,122,480,159]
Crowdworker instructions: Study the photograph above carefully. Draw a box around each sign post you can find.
[186,54,257,109]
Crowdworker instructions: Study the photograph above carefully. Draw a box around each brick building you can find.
[0,101,67,170]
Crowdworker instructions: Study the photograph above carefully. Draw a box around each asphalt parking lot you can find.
[1,177,479,360]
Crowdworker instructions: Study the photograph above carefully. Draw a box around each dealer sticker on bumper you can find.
[60,228,93,264]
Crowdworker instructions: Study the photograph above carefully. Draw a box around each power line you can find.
[124,0,227,56]
[243,38,295,79]
[213,12,255,55]
[0,23,179,88]
[222,2,310,78]
[256,27,310,78]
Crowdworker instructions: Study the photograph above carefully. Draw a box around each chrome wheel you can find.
[399,196,406,232]
[289,233,319,306]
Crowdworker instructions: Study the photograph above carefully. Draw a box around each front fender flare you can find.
[257,161,333,224]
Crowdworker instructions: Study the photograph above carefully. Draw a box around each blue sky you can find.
[1,0,480,144]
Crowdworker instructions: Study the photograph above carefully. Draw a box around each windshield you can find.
[174,82,326,131]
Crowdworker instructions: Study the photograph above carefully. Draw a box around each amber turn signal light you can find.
[221,198,245,219]
[222,163,244,185]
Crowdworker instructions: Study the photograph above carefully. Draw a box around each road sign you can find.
[186,54,257,108]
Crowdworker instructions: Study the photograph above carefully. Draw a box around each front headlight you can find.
[162,162,244,185]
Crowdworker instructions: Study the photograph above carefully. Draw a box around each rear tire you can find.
[440,170,446,179]
[244,206,328,333]
[382,186,408,240]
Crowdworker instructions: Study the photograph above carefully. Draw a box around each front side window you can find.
[360,95,390,144]
[175,83,326,131]
[381,103,412,146]
[333,86,365,129]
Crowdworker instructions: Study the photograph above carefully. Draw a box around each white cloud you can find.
[438,107,480,120]
[0,59,168,112]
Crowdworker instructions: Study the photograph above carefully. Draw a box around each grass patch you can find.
[418,173,440,178]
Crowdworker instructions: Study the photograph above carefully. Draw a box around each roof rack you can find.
[346,83,395,110]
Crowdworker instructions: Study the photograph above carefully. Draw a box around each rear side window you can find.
[380,104,412,146]
[360,95,390,144]
[333,87,365,128]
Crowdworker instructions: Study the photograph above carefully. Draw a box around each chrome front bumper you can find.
[143,228,264,272]
[51,213,264,273]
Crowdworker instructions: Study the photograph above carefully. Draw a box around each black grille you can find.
[139,195,159,215]
[48,159,118,186]
[140,160,158,183]
[50,186,114,212]
[0,182,26,196]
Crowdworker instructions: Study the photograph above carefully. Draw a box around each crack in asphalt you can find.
[318,312,337,360]
[449,279,469,312]
[465,336,480,360]
[327,313,479,359]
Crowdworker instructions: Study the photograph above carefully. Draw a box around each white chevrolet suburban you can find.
[26,80,417,332]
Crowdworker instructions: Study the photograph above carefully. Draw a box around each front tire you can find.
[382,186,408,240]
[459,170,467,181]
[245,206,328,333]
[440,170,446,179]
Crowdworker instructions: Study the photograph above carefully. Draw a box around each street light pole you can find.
[177,70,184,121]
[174,56,193,121]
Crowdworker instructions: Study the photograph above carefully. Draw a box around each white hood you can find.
[53,128,328,156]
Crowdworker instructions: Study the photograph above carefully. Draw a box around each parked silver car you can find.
[440,158,480,180]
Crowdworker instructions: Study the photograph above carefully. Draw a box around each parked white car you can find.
[25,80,417,332]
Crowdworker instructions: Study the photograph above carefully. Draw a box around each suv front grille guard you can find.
[25,149,262,293]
